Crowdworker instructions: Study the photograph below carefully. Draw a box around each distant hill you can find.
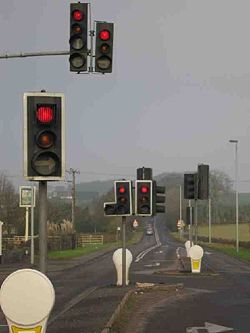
[76,179,114,196]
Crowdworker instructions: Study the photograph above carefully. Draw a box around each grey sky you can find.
[1,0,250,190]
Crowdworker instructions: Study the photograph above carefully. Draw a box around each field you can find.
[197,223,250,241]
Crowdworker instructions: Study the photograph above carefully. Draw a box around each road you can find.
[129,216,250,333]
[0,217,249,332]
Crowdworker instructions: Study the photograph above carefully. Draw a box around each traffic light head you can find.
[153,181,166,214]
[184,173,197,200]
[115,181,132,215]
[69,3,88,72]
[95,22,114,73]
[198,164,209,200]
[104,180,132,216]
[135,180,153,216]
[23,92,65,181]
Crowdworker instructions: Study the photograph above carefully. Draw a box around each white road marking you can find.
[186,322,233,332]
[135,223,161,263]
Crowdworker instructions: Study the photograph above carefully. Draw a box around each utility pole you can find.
[66,168,80,231]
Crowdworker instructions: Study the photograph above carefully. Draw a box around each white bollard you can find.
[189,245,204,273]
[112,248,133,286]
[0,269,55,333]
[185,240,194,257]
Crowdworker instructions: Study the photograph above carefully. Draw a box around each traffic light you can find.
[153,181,166,214]
[104,180,132,216]
[135,180,153,216]
[184,173,197,200]
[95,22,114,73]
[23,92,65,181]
[198,164,209,200]
[69,3,88,72]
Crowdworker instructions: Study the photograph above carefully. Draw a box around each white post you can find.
[25,207,29,242]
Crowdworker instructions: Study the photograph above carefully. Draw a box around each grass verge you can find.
[48,230,143,260]
[171,231,250,262]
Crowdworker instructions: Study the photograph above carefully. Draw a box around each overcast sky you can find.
[1,0,250,191]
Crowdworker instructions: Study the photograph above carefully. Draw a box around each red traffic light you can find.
[99,30,110,41]
[36,106,54,123]
[118,186,126,194]
[140,185,149,194]
[72,10,83,21]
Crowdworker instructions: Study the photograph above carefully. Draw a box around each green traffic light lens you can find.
[70,36,85,50]
[32,152,59,176]
[96,56,111,70]
[69,53,86,68]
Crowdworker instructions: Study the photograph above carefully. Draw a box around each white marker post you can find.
[189,245,204,273]
[0,269,55,333]
[113,248,133,286]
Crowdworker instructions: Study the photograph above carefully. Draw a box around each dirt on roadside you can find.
[111,283,184,333]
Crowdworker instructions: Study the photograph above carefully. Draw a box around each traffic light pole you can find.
[122,216,126,287]
[194,199,198,244]
[39,181,48,274]
[189,200,193,245]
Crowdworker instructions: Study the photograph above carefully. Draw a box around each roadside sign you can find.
[0,269,55,333]
[19,186,36,207]
[133,219,139,228]
[177,219,185,229]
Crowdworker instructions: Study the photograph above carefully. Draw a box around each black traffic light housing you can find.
[104,180,132,216]
[198,164,209,200]
[135,180,153,216]
[184,173,197,200]
[69,3,88,72]
[153,181,166,214]
[23,92,65,181]
[95,22,114,73]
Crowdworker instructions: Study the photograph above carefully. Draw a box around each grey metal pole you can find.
[72,171,76,231]
[189,200,193,244]
[179,185,182,220]
[235,142,239,253]
[30,187,35,265]
[0,50,69,59]
[39,181,47,273]
[194,199,198,244]
[122,216,126,287]
[229,139,239,253]
[208,198,212,244]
